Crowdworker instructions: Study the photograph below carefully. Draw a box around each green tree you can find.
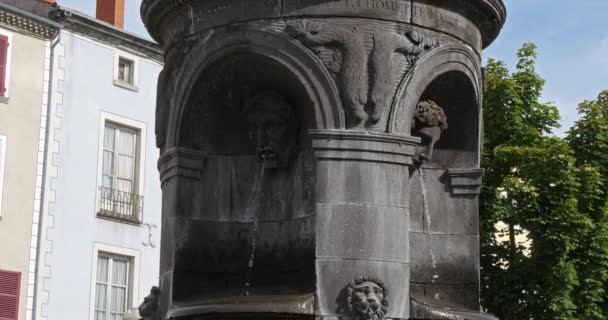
[480,43,590,319]
[566,91,608,319]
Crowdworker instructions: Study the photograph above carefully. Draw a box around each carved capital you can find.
[158,148,206,186]
[446,168,485,195]
[310,130,419,165]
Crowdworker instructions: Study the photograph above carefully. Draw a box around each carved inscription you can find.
[193,0,278,25]
[413,5,472,31]
[412,3,481,49]
[289,0,409,14]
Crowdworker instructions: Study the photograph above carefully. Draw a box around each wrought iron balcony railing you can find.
[97,186,143,224]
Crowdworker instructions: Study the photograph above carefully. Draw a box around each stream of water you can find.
[243,159,265,296]
[417,166,439,282]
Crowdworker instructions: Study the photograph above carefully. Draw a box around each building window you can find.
[89,243,140,320]
[0,135,6,218]
[0,29,13,101]
[117,57,134,84]
[0,269,21,320]
[93,254,130,320]
[98,122,143,224]
[113,51,139,91]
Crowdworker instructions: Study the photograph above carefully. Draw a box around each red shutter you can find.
[0,34,9,97]
[0,270,20,320]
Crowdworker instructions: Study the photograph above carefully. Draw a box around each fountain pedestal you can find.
[143,1,506,319]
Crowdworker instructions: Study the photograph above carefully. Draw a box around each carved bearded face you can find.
[347,278,389,320]
[243,92,299,169]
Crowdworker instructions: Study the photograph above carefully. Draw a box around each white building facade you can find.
[31,5,163,320]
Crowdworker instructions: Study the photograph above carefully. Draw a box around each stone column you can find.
[157,148,207,319]
[310,130,418,320]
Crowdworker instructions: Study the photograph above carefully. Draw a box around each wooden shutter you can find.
[0,270,21,320]
[0,34,9,97]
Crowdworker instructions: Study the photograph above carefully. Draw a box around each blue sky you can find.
[60,0,608,136]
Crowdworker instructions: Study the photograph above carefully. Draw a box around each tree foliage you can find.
[479,43,608,319]
[566,91,608,319]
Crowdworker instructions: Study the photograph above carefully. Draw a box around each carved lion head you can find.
[346,276,389,320]
[242,91,299,169]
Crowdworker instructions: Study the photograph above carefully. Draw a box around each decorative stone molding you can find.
[158,148,206,186]
[445,168,485,196]
[140,0,506,52]
[49,7,162,62]
[410,297,498,320]
[0,4,59,40]
[166,294,315,318]
[310,130,419,165]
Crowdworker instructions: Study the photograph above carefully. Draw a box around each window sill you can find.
[0,96,9,104]
[113,80,139,92]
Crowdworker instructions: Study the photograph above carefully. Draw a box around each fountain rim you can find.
[140,0,506,49]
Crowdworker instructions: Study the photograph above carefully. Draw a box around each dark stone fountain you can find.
[140,1,506,319]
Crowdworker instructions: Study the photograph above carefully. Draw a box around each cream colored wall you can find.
[0,28,47,320]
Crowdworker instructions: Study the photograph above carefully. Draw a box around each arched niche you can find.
[389,44,482,168]
[166,29,344,150]
[161,30,343,305]
[416,71,479,168]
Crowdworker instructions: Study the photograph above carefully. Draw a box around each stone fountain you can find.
[140,1,506,319]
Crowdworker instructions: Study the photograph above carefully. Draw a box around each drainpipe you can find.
[32,29,61,320]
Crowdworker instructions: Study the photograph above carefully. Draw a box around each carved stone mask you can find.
[243,91,299,169]
[347,277,389,320]
[138,286,160,319]
[412,100,448,164]
[415,126,442,163]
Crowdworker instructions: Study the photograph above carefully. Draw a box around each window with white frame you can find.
[113,51,139,91]
[0,135,6,217]
[117,57,134,84]
[89,243,140,320]
[94,253,131,320]
[102,123,137,194]
[97,113,146,225]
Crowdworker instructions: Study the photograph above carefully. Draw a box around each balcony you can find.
[97,186,143,225]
